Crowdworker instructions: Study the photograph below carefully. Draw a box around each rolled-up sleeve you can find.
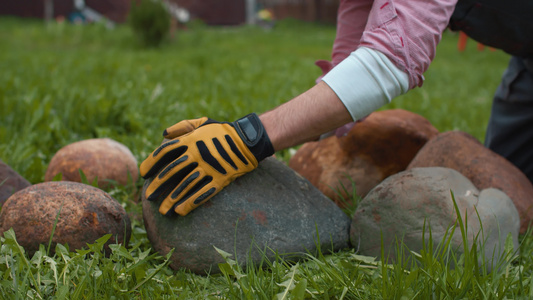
[360,0,458,88]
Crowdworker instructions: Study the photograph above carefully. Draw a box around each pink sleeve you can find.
[315,0,373,82]
[320,0,458,89]
[361,0,458,88]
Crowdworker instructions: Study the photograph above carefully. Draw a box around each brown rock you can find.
[289,109,439,207]
[0,181,131,256]
[0,160,31,206]
[407,131,533,234]
[45,138,139,189]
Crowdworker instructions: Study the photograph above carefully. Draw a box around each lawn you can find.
[1,17,531,299]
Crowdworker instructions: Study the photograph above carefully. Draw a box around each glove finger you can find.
[144,155,197,202]
[173,183,218,216]
[159,169,215,215]
[140,139,188,179]
[163,117,209,139]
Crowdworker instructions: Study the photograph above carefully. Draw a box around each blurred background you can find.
[0,0,339,26]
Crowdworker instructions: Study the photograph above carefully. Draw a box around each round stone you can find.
[0,181,131,256]
[45,138,139,189]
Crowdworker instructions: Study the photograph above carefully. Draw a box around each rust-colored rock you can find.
[45,138,139,189]
[407,131,533,234]
[0,160,31,206]
[289,109,439,207]
[0,181,131,256]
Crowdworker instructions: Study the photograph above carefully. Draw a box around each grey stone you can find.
[350,167,520,270]
[407,130,533,234]
[0,160,31,206]
[142,157,351,275]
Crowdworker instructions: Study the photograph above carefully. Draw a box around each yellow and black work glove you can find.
[140,113,275,216]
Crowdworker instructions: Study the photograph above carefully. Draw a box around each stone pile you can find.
[0,138,137,256]
[0,110,528,275]
[284,109,527,270]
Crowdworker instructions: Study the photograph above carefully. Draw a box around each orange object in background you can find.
[458,31,469,51]
[457,31,496,52]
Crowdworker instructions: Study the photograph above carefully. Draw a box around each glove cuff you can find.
[233,113,275,162]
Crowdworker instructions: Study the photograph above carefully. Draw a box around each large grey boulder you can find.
[350,167,520,270]
[142,157,351,275]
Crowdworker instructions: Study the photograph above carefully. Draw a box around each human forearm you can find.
[260,45,411,152]
[259,81,352,151]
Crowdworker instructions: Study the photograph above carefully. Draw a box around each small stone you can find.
[45,138,139,189]
[0,160,31,206]
[289,109,439,207]
[350,167,520,270]
[142,157,351,275]
[408,131,533,234]
[0,181,131,256]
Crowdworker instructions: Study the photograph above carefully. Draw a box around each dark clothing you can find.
[450,0,533,58]
[485,57,533,182]
[450,0,533,182]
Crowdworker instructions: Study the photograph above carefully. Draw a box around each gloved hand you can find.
[140,113,275,216]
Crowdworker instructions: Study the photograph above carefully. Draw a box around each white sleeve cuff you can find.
[321,47,409,121]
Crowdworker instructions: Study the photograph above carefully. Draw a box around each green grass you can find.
[1,17,530,299]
